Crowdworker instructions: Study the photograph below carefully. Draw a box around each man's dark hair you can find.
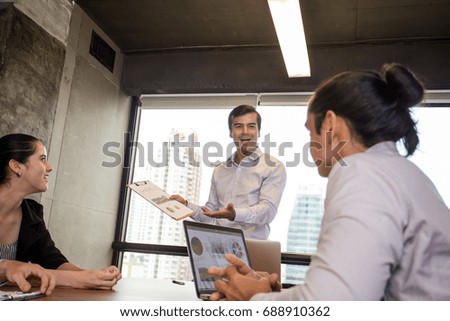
[309,63,423,156]
[228,105,262,131]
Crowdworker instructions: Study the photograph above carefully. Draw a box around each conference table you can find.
[1,277,199,301]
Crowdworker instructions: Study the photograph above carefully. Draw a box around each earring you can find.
[16,172,21,177]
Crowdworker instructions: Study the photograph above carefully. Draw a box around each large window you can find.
[115,92,450,284]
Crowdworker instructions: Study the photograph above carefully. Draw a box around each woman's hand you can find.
[0,259,56,295]
[79,265,122,290]
[51,264,122,289]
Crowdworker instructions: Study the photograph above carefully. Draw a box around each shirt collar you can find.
[227,147,263,166]
[365,141,399,155]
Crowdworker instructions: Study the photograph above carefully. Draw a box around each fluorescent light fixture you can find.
[267,0,311,77]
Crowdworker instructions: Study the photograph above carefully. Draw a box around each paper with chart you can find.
[128,180,194,220]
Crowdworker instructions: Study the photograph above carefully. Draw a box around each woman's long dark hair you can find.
[309,63,424,156]
[0,133,40,184]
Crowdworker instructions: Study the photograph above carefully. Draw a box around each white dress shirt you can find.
[252,141,450,300]
[188,148,286,240]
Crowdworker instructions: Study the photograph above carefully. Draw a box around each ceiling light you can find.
[267,0,311,77]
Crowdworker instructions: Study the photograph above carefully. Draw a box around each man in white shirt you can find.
[171,105,286,240]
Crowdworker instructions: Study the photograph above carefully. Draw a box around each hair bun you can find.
[381,63,424,110]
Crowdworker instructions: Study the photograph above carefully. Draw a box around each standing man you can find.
[171,105,286,240]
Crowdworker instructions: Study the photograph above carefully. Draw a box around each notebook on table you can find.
[0,290,44,301]
[183,220,252,300]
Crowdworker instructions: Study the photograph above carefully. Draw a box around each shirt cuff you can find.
[250,292,268,301]
[233,208,245,222]
[187,203,203,217]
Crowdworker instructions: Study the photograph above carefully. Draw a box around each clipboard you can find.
[128,180,194,221]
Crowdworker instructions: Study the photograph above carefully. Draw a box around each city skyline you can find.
[123,129,202,280]
[285,185,324,284]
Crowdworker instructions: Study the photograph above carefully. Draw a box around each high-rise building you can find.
[285,184,324,284]
[123,129,202,280]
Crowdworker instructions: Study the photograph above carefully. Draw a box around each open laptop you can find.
[183,220,252,300]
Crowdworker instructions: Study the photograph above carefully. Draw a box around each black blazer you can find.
[16,199,68,269]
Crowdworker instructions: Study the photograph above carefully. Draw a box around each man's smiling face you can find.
[230,112,260,158]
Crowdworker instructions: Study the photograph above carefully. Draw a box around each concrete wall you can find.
[1,1,130,269]
[42,4,130,269]
[14,0,72,45]
[0,5,65,144]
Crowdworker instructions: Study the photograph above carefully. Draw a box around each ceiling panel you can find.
[357,1,450,40]
[75,0,450,52]
[73,0,450,94]
[75,0,278,52]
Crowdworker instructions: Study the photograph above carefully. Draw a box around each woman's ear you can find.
[8,159,22,177]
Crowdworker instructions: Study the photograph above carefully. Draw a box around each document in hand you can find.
[128,180,194,221]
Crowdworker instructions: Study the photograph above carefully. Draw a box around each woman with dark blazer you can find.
[0,133,121,295]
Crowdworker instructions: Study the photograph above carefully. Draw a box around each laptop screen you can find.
[183,221,252,297]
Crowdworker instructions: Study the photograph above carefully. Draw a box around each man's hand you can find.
[0,260,55,295]
[169,194,187,206]
[208,253,280,300]
[202,203,236,220]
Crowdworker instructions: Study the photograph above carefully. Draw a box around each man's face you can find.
[305,111,332,177]
[230,112,260,157]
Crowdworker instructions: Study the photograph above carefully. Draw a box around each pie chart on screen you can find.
[190,237,203,256]
[231,241,243,258]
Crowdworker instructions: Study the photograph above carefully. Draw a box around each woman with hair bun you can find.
[207,63,450,301]
[0,133,121,296]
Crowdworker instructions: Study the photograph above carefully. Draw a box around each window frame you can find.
[111,90,449,274]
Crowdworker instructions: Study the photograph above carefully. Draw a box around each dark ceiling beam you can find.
[121,40,450,96]
[121,36,450,54]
